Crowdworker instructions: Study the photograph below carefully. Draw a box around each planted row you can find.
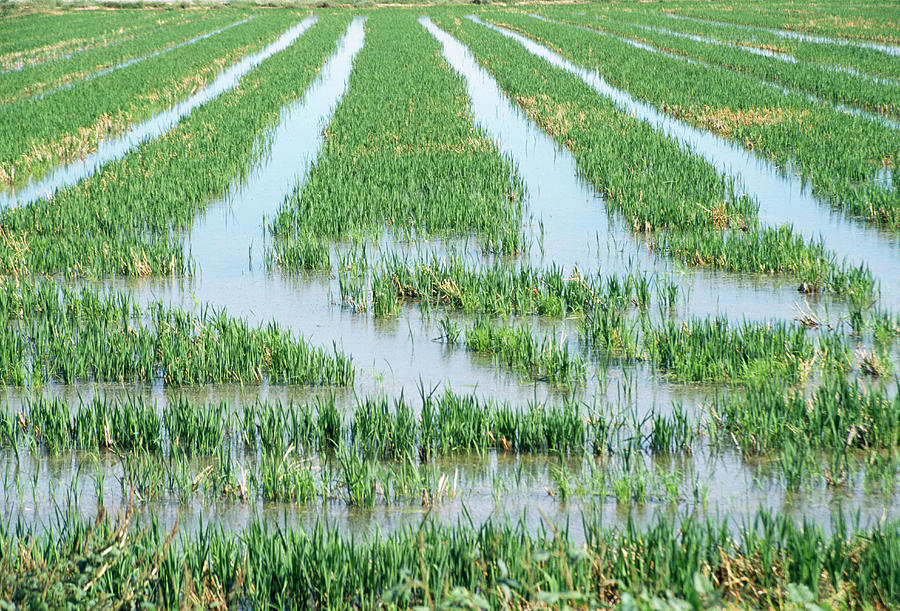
[4,506,899,608]
[431,14,874,295]
[0,281,353,386]
[269,12,525,263]
[0,16,350,277]
[0,10,296,187]
[495,12,900,231]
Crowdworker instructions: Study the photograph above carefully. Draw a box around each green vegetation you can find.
[0,11,296,187]
[0,280,353,386]
[506,10,900,230]
[269,12,525,261]
[432,13,875,296]
[0,15,348,277]
[0,10,240,103]
[0,3,898,607]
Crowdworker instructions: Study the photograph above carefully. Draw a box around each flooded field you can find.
[0,0,898,607]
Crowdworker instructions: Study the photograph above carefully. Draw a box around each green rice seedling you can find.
[0,281,354,386]
[0,16,350,278]
[436,315,461,344]
[351,397,417,461]
[259,447,318,503]
[0,11,249,104]
[269,12,525,258]
[432,13,876,294]
[336,445,379,507]
[649,404,694,453]
[316,397,343,450]
[0,12,299,188]
[163,397,229,456]
[645,317,814,383]
[267,232,331,273]
[580,305,640,359]
[708,375,900,456]
[465,318,586,383]
[507,9,900,229]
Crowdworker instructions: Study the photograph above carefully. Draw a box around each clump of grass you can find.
[0,281,354,386]
[464,318,586,382]
[645,317,814,383]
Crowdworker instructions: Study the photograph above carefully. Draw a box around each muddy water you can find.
[0,16,318,210]
[468,16,900,309]
[1,13,895,541]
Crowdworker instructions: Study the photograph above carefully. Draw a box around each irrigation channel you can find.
[0,16,317,210]
[467,15,900,307]
[24,17,254,103]
[0,5,899,606]
[531,13,900,131]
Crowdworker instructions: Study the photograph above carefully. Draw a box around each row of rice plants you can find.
[599,7,900,80]
[489,11,900,231]
[0,8,192,69]
[549,9,900,117]
[0,10,299,188]
[430,13,874,296]
[0,9,249,104]
[659,0,900,43]
[0,281,353,386]
[8,389,698,460]
[0,15,350,277]
[268,12,525,265]
[367,254,677,317]
[2,503,898,608]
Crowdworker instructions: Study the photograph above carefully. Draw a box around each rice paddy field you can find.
[0,0,898,607]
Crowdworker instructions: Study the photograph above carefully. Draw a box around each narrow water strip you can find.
[615,16,900,86]
[188,17,365,277]
[421,16,828,322]
[26,17,254,103]
[0,16,318,211]
[663,12,900,57]
[468,16,900,307]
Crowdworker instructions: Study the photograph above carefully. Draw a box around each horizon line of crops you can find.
[486,11,900,232]
[0,14,350,278]
[595,7,900,81]
[0,8,193,69]
[429,14,875,297]
[268,11,526,267]
[0,10,300,188]
[0,10,252,105]
[0,280,353,386]
[3,501,899,608]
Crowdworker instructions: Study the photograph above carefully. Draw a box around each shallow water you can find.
[1,10,896,542]
[0,16,317,210]
[663,12,900,57]
[610,15,900,87]
[468,15,900,309]
[27,17,254,102]
[531,14,900,138]
[3,438,897,542]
